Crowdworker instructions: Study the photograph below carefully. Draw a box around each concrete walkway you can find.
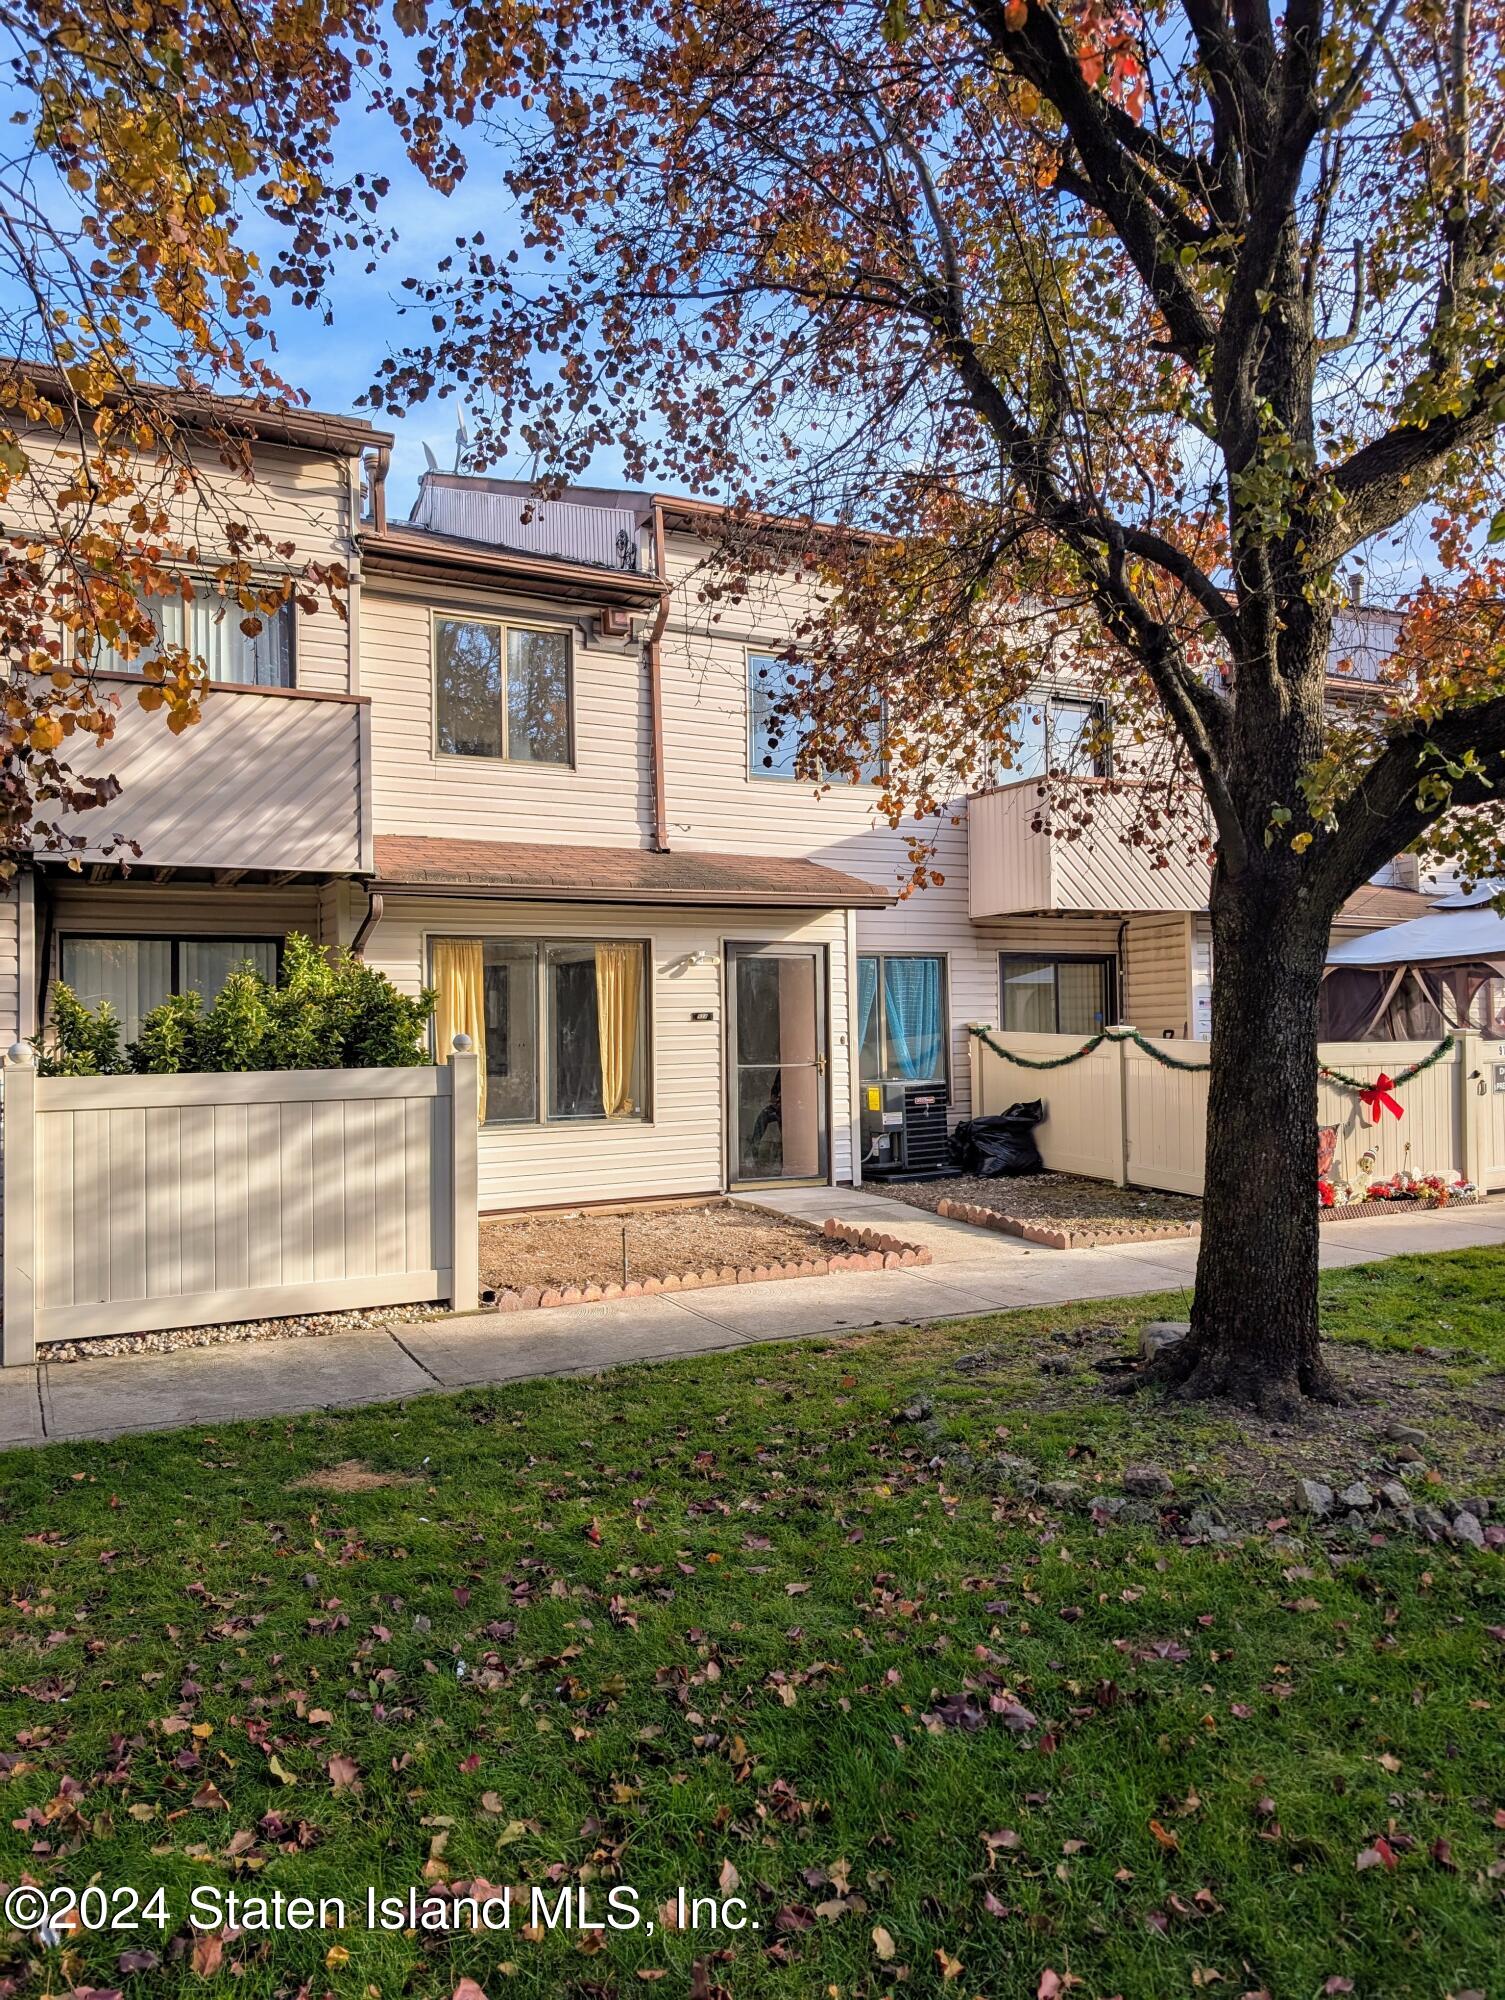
[7,1189,1505,1448]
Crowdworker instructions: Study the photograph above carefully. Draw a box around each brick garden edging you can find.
[936,1197,1199,1252]
[937,1188,1488,1247]
[490,1219,932,1312]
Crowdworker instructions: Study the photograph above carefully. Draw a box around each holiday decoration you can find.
[1359,1072,1404,1123]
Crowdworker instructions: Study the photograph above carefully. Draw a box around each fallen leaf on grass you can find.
[327,1754,361,1794]
[1148,1818,1179,1851]
[452,1981,490,2000]
[190,1781,228,1812]
[1356,1838,1397,1872]
[872,1925,896,1961]
[189,1934,224,1978]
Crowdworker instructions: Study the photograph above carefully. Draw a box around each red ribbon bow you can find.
[1360,1072,1403,1123]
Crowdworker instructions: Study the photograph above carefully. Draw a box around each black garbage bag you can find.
[948,1101,1046,1177]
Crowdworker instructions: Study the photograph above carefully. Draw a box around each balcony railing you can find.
[46,677,369,876]
[968,779,1212,919]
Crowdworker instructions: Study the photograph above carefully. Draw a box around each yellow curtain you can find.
[433,937,487,1123]
[595,941,642,1117]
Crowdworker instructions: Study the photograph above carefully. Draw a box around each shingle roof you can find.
[1333,883,1440,933]
[372,836,894,909]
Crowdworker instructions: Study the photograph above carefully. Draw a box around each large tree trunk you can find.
[1159,876,1345,1413]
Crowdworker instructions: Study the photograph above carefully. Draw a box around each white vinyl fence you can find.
[1,1041,480,1364]
[968,1022,1505,1199]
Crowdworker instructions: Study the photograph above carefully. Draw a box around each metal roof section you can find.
[410,473,652,573]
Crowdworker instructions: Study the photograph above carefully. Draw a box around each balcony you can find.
[968,779,1212,919]
[46,678,369,877]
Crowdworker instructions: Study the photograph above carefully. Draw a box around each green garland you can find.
[967,1023,1458,1096]
[967,1023,1209,1072]
[1317,1033,1455,1092]
[965,1027,1109,1070]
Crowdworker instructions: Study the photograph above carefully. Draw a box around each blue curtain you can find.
[883,957,944,1081]
[858,956,879,1055]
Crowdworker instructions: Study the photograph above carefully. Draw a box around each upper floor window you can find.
[748,651,883,783]
[1008,694,1107,780]
[89,589,294,688]
[435,615,572,764]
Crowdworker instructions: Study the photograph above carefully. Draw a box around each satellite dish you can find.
[422,443,440,474]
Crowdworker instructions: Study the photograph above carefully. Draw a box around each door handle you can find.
[815,1053,828,1075]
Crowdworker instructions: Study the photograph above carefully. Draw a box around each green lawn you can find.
[2,1255,1504,2000]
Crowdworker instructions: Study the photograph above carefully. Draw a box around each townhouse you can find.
[0,395,1428,1210]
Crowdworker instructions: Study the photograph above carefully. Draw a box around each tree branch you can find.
[1311,692,1505,904]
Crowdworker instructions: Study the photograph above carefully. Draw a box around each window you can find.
[1007,694,1107,780]
[435,616,571,764]
[57,935,281,1043]
[431,937,647,1124]
[748,651,883,783]
[1000,953,1116,1036]
[857,953,948,1089]
[88,590,294,688]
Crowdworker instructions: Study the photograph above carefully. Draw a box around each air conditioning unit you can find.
[861,1083,951,1179]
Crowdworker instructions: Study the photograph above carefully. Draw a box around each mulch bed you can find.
[867,1170,1202,1248]
[479,1199,930,1308]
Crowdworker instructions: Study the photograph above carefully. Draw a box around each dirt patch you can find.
[946,1317,1505,1510]
[479,1200,837,1294]
[288,1460,420,1494]
[869,1170,1202,1237]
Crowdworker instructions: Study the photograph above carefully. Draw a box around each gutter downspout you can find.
[646,499,672,853]
[351,888,384,960]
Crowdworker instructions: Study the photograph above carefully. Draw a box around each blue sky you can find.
[234,74,648,522]
[244,102,519,521]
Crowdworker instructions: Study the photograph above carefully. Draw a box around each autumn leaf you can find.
[872,1925,897,1960]
[327,1753,361,1793]
[935,1947,963,1980]
[189,1933,225,1978]
[1355,1838,1398,1872]
[1148,1818,1180,1850]
[190,1780,229,1811]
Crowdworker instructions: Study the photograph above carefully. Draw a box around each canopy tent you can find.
[1321,894,1505,1040]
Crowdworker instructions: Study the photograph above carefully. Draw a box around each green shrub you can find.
[128,991,203,1074]
[33,983,127,1076]
[34,935,436,1077]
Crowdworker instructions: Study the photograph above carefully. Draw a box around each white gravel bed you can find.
[38,1300,445,1365]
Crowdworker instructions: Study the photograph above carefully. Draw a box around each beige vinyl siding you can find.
[658,532,1185,1123]
[967,782,1212,917]
[659,532,897,870]
[364,895,853,1210]
[1124,915,1194,1038]
[0,879,23,1045]
[52,683,366,873]
[360,581,653,847]
[13,428,357,695]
